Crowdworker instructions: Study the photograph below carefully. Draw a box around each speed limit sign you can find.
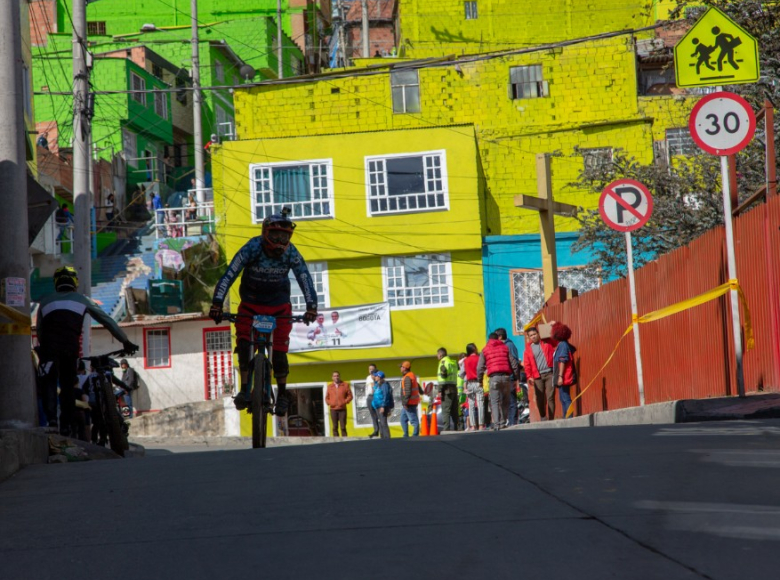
[689,91,756,156]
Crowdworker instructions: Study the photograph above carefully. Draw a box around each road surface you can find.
[3,420,780,579]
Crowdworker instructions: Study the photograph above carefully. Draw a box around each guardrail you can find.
[153,202,215,239]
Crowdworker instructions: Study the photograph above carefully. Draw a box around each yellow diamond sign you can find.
[674,7,759,88]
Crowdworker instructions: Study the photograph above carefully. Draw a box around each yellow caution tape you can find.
[565,279,753,417]
[0,302,32,336]
[523,311,546,333]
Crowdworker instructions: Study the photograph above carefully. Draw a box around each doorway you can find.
[273,383,326,437]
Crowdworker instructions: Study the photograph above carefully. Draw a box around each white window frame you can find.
[289,261,330,311]
[144,328,171,368]
[365,150,449,217]
[130,72,146,105]
[249,159,335,223]
[214,59,224,83]
[464,1,478,19]
[382,253,454,311]
[666,127,697,157]
[216,106,235,141]
[154,90,168,120]
[390,69,421,114]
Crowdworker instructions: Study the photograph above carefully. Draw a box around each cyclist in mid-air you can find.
[37,266,138,437]
[209,207,318,415]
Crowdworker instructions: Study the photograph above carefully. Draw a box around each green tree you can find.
[573,0,779,278]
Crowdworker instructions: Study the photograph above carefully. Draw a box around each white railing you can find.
[154,202,215,239]
[55,223,74,255]
[187,187,213,204]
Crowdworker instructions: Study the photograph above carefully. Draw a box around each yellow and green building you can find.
[211,0,693,436]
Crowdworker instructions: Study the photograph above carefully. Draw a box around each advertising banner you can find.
[289,302,392,353]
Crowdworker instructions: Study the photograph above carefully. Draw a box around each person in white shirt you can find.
[365,363,379,438]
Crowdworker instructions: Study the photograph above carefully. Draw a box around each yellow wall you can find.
[396,0,657,58]
[234,36,693,236]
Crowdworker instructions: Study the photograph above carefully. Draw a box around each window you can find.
[511,268,601,334]
[216,107,234,140]
[291,57,302,76]
[144,328,171,368]
[152,63,164,80]
[154,91,168,120]
[581,148,613,171]
[366,151,448,216]
[122,128,137,167]
[509,65,548,99]
[175,77,187,104]
[214,60,224,83]
[383,253,453,309]
[390,69,420,114]
[666,128,697,157]
[464,1,478,19]
[250,160,333,222]
[86,21,106,36]
[289,262,330,311]
[130,72,146,105]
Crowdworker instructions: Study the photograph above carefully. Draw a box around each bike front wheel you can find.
[251,355,269,448]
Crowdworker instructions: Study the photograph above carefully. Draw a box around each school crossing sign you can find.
[674,7,759,88]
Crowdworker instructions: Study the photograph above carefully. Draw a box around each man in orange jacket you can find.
[326,371,354,436]
[399,361,421,437]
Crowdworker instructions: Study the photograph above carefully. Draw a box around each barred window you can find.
[666,128,697,156]
[87,21,106,36]
[582,148,613,171]
[366,151,448,216]
[250,160,333,222]
[383,253,452,310]
[144,328,171,368]
[464,1,478,19]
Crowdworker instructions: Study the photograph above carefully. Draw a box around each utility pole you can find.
[191,0,205,203]
[361,0,369,58]
[277,0,284,79]
[72,0,92,354]
[0,0,36,428]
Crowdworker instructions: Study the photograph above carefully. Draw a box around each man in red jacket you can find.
[523,327,558,421]
[477,333,521,431]
[326,371,353,436]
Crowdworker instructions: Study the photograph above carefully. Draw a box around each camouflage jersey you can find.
[212,236,318,310]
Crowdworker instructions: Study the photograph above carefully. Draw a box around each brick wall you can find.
[29,0,57,47]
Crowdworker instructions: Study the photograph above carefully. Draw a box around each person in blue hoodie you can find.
[371,371,394,439]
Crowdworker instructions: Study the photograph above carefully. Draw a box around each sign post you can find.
[690,91,757,397]
[599,179,654,406]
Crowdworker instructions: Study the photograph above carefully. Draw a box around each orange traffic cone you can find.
[429,405,439,436]
[420,412,429,436]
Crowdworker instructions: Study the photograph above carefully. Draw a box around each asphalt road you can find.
[3,420,780,580]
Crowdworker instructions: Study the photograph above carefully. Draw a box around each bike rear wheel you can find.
[100,381,127,457]
[251,355,269,449]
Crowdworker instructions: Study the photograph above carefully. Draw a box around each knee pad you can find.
[236,339,252,372]
[272,350,289,379]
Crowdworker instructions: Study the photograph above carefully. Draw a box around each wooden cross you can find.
[514,154,579,300]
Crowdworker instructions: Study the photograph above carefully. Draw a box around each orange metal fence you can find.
[538,194,780,418]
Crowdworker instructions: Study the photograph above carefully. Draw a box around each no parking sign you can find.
[599,179,654,232]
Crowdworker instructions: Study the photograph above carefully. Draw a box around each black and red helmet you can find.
[261,206,296,254]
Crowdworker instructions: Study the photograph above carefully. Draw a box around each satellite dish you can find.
[239,64,256,81]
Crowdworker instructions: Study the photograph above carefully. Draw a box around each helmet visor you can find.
[266,229,292,246]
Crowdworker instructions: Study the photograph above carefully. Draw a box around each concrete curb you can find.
[0,429,49,482]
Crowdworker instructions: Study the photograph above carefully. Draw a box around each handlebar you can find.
[222,312,308,324]
[80,349,132,368]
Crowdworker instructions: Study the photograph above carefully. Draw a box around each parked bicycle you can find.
[81,349,132,457]
[223,312,306,448]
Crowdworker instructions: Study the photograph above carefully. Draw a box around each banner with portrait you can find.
[289,302,392,353]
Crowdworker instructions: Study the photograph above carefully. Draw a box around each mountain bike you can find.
[81,349,132,457]
[223,312,306,448]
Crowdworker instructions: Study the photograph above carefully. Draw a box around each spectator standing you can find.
[120,359,139,418]
[371,371,394,439]
[436,347,460,431]
[365,363,379,438]
[495,328,521,426]
[105,193,115,225]
[399,361,421,437]
[523,327,558,421]
[326,371,353,436]
[477,333,520,431]
[552,323,578,418]
[151,190,164,231]
[462,343,484,431]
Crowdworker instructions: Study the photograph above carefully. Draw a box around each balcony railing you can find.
[153,202,215,239]
[55,223,74,255]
